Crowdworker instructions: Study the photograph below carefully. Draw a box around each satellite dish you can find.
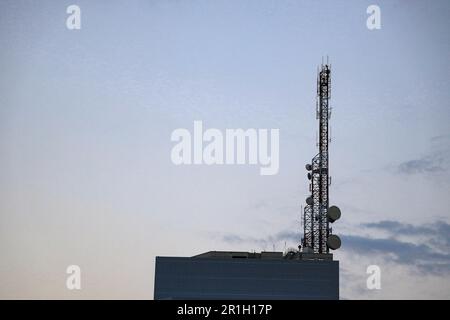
[306,196,313,206]
[327,234,341,250]
[305,164,312,171]
[327,205,341,223]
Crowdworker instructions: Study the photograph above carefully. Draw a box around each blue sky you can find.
[0,0,449,299]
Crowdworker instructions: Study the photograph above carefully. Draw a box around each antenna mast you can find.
[302,61,341,254]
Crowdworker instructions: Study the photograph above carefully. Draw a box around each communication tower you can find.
[302,61,342,254]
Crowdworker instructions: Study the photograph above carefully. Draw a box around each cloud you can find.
[222,234,245,244]
[363,220,450,247]
[364,220,448,237]
[221,219,450,276]
[342,234,450,275]
[430,134,450,144]
[397,134,450,175]
[398,159,444,174]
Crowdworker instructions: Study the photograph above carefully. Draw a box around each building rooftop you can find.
[154,252,339,299]
[193,251,283,259]
[192,250,333,261]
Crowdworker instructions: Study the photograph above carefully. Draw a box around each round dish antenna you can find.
[327,205,341,223]
[326,234,341,250]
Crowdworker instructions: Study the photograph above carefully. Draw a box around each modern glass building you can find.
[154,251,339,300]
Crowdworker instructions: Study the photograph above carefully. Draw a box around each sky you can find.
[0,0,449,299]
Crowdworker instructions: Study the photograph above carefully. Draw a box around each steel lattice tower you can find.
[302,63,334,254]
